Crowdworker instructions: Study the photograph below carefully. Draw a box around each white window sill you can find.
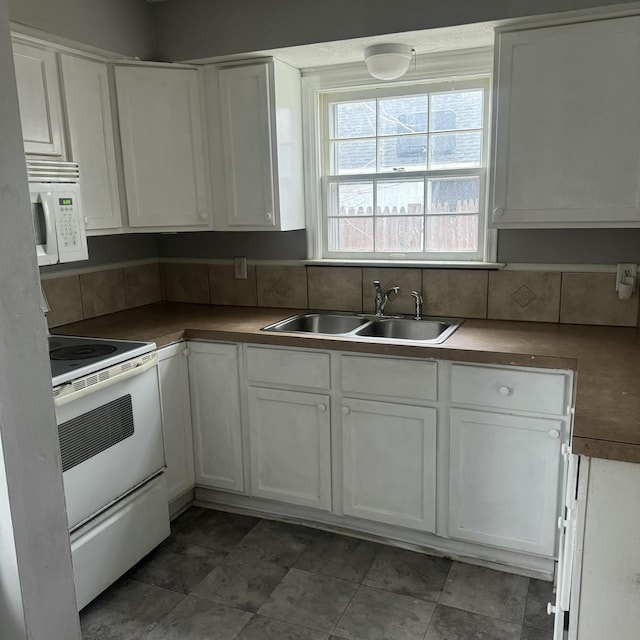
[304,259,504,269]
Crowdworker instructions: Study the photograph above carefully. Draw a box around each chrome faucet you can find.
[373,280,400,316]
[410,291,423,320]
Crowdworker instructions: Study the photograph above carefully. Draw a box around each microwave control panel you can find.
[53,187,88,262]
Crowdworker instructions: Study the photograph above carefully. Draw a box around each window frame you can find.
[301,48,496,264]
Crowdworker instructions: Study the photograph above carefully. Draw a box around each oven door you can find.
[54,355,165,530]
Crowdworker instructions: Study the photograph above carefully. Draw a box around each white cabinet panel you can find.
[341,398,436,532]
[492,17,640,227]
[188,342,244,492]
[449,408,563,555]
[246,346,330,390]
[204,59,304,231]
[115,65,209,229]
[13,40,64,156]
[157,343,194,503]
[59,54,122,231]
[248,387,331,510]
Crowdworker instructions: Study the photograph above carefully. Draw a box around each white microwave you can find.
[28,160,88,266]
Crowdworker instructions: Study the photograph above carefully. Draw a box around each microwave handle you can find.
[41,196,57,256]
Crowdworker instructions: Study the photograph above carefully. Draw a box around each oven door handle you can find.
[53,354,157,408]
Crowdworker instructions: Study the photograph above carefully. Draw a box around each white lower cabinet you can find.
[188,341,244,492]
[448,408,564,556]
[341,398,437,532]
[247,386,331,510]
[157,343,194,503]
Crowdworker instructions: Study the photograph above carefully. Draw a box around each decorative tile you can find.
[164,262,210,304]
[80,577,184,640]
[560,272,639,327]
[128,538,226,594]
[257,265,308,309]
[307,267,363,312]
[424,604,521,640]
[257,568,358,633]
[333,585,435,640]
[41,275,84,327]
[422,269,488,319]
[363,547,451,602]
[235,615,328,640]
[234,519,317,568]
[147,594,252,640]
[192,554,288,613]
[172,508,258,552]
[294,532,377,583]
[523,579,555,632]
[209,264,258,307]
[80,268,126,319]
[124,262,162,308]
[361,268,422,315]
[439,562,529,624]
[488,271,561,323]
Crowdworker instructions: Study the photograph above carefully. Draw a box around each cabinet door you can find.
[341,398,436,532]
[157,343,194,503]
[218,62,277,229]
[247,387,331,510]
[115,65,209,228]
[449,408,563,555]
[13,41,64,156]
[59,54,122,231]
[188,342,244,492]
[492,17,640,227]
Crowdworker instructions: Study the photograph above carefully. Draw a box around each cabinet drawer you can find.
[450,364,568,415]
[341,355,437,402]
[246,346,330,390]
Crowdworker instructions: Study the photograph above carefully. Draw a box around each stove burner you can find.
[50,344,118,361]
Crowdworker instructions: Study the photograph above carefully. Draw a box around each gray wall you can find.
[8,0,155,57]
[153,0,638,61]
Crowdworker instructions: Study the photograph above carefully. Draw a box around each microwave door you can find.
[32,191,58,266]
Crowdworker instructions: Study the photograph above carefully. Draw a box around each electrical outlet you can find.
[233,256,248,280]
[616,263,637,291]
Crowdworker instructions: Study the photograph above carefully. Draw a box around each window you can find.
[316,76,491,262]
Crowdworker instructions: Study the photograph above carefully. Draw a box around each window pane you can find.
[429,131,482,169]
[376,180,424,215]
[331,100,376,139]
[379,136,427,172]
[332,140,376,174]
[375,217,424,252]
[378,95,428,136]
[328,217,374,252]
[431,90,484,131]
[425,214,478,252]
[427,177,480,213]
[329,181,374,215]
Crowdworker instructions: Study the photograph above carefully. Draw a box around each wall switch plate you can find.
[616,263,637,292]
[234,256,248,280]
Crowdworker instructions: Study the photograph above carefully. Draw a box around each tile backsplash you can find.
[43,261,640,329]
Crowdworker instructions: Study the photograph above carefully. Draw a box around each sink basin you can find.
[354,317,457,342]
[263,313,370,334]
[262,312,463,344]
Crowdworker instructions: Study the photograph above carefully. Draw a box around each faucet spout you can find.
[373,280,400,316]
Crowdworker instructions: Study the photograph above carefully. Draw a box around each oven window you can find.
[58,395,134,472]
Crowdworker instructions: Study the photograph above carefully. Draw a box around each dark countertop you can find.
[55,302,640,463]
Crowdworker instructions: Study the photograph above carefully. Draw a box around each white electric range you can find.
[50,334,170,610]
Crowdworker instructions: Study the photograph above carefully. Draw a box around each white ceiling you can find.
[190,22,497,69]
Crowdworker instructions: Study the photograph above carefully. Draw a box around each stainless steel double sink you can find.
[261,312,463,344]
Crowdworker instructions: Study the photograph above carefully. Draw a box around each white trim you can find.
[39,257,159,279]
[306,259,503,269]
[501,263,629,273]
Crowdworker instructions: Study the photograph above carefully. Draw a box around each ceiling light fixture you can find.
[364,43,414,81]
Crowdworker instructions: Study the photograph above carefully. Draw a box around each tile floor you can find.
[80,507,555,640]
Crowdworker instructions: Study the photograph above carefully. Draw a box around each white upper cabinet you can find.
[115,65,209,229]
[204,58,305,231]
[12,40,65,157]
[491,16,640,227]
[59,54,123,232]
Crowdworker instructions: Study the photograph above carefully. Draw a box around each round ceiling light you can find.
[364,43,414,81]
